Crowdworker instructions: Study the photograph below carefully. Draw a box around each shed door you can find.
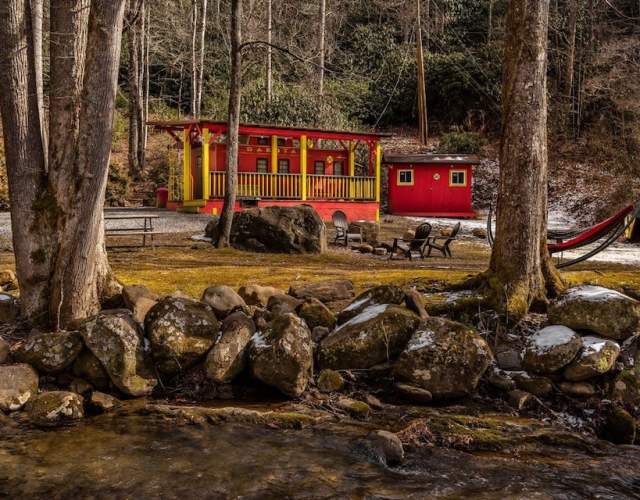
[420,166,448,212]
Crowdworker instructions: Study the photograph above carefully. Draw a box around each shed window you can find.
[278,159,290,173]
[397,169,414,186]
[256,158,269,173]
[333,161,344,176]
[450,170,467,187]
[314,161,325,175]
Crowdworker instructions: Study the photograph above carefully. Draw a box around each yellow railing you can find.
[209,172,375,201]
[307,175,375,200]
[210,172,300,199]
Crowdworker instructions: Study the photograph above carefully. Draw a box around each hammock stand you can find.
[486,203,640,268]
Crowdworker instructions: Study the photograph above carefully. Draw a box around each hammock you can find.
[486,203,640,268]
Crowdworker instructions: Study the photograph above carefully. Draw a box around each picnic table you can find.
[104,213,162,249]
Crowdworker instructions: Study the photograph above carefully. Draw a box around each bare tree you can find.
[126,0,146,177]
[0,0,125,328]
[216,0,243,248]
[416,0,428,145]
[196,0,209,116]
[564,0,579,132]
[266,0,273,102]
[318,0,326,96]
[486,0,564,317]
[191,0,199,115]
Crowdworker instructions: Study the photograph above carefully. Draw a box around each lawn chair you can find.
[426,222,461,258]
[388,222,432,260]
[332,210,363,246]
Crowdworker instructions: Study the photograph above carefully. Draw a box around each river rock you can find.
[336,397,371,418]
[81,309,157,397]
[558,381,596,397]
[267,294,302,316]
[394,382,433,404]
[297,298,336,330]
[145,297,220,376]
[522,325,582,374]
[0,338,10,364]
[249,313,313,397]
[599,406,636,445]
[404,289,428,320]
[11,331,82,373]
[0,364,39,411]
[563,336,620,381]
[336,285,405,324]
[26,391,84,427]
[238,285,285,307]
[88,391,120,414]
[392,317,493,399]
[488,368,516,391]
[548,286,640,340]
[318,304,420,370]
[201,285,246,319]
[311,326,330,343]
[0,294,19,323]
[228,205,326,254]
[122,284,158,323]
[289,279,354,303]
[206,311,255,383]
[72,349,110,391]
[508,390,539,411]
[317,369,344,392]
[370,430,404,465]
[513,372,554,397]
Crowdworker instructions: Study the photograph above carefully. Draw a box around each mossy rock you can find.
[563,336,620,381]
[317,369,344,393]
[12,331,82,374]
[336,284,405,324]
[522,326,582,374]
[297,298,336,330]
[26,391,84,428]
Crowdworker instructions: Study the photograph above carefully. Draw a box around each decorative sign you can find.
[433,173,441,181]
[327,155,334,164]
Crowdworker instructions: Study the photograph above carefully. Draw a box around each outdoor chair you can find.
[332,210,363,246]
[388,222,432,260]
[426,222,461,258]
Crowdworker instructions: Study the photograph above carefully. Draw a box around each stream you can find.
[1,414,639,498]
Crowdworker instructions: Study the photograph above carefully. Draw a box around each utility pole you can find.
[416,0,428,145]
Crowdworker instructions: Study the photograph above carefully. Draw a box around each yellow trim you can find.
[300,135,307,200]
[184,199,206,207]
[182,128,191,201]
[375,142,382,203]
[396,169,414,186]
[449,169,467,187]
[202,128,210,200]
[348,142,356,198]
[271,135,278,173]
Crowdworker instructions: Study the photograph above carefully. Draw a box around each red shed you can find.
[385,154,480,218]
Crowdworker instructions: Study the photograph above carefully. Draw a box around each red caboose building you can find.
[385,154,479,218]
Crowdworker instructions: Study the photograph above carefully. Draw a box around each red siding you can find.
[387,163,475,218]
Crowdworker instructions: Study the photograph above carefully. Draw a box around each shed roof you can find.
[383,154,481,165]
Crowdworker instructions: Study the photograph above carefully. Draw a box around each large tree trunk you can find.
[0,0,125,329]
[487,0,564,318]
[216,0,242,248]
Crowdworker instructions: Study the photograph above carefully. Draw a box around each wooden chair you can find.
[388,222,432,260]
[426,222,461,258]
[332,210,363,246]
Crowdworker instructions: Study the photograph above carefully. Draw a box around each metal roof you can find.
[383,154,481,165]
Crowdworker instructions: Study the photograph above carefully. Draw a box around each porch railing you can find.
[209,172,375,201]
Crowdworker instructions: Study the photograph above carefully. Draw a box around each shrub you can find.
[438,128,484,154]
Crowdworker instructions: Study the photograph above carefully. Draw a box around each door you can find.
[191,146,203,199]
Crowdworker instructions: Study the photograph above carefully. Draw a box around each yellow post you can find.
[202,128,210,200]
[271,135,278,173]
[348,142,356,198]
[375,142,382,221]
[300,135,307,200]
[182,128,191,201]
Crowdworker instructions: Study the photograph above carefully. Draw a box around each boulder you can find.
[472,228,487,239]
[563,336,620,381]
[145,297,220,376]
[88,391,120,414]
[289,279,354,303]
[319,304,420,370]
[267,294,302,316]
[122,284,158,323]
[513,372,554,397]
[336,285,405,324]
[335,397,371,419]
[0,294,19,323]
[317,369,344,393]
[610,367,640,406]
[488,368,516,391]
[26,391,84,427]
[228,205,326,254]
[0,338,10,364]
[558,381,596,398]
[11,331,82,373]
[297,298,336,330]
[392,317,493,399]
[0,364,39,411]
[508,390,539,411]
[72,349,111,391]
[369,430,404,465]
[311,326,330,343]
[201,285,246,319]
[599,406,636,445]
[404,289,428,320]
[352,221,379,246]
[69,377,92,395]
[548,286,640,340]
[394,382,433,404]
[81,309,157,397]
[522,325,582,374]
[238,285,285,307]
[205,311,255,383]
[249,313,313,397]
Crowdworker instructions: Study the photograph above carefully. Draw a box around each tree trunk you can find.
[487,0,564,318]
[191,0,198,116]
[216,0,242,248]
[266,0,272,102]
[564,0,579,135]
[318,0,326,96]
[416,0,428,145]
[126,0,145,177]
[196,0,208,116]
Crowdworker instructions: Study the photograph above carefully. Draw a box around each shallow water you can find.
[1,416,639,499]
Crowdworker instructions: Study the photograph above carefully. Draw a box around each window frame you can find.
[314,160,326,175]
[449,169,467,187]
[333,161,344,176]
[256,136,269,146]
[277,158,290,174]
[397,169,414,186]
[256,158,269,173]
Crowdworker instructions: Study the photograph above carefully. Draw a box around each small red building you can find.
[385,154,480,218]
[149,120,389,222]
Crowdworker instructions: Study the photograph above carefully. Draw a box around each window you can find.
[239,135,250,145]
[256,158,269,173]
[278,159,290,173]
[257,136,269,146]
[449,170,467,187]
[397,169,414,186]
[277,138,286,146]
[314,161,325,175]
[333,161,344,176]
